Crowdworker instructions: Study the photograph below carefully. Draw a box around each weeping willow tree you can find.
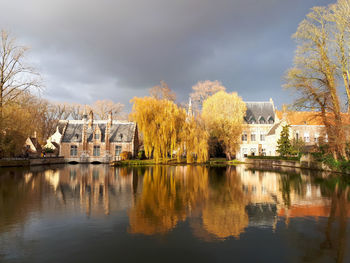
[130,97,185,163]
[130,96,209,163]
[180,116,209,163]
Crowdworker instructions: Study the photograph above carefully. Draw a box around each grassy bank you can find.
[111,158,244,166]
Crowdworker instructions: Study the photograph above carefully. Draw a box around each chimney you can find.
[108,111,113,126]
[82,105,88,121]
[88,110,94,128]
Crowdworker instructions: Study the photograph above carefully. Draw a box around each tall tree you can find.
[149,80,176,102]
[130,97,185,163]
[0,30,41,118]
[190,80,226,111]
[284,5,347,159]
[202,91,246,160]
[91,99,124,120]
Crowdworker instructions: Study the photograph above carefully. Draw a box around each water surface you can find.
[0,164,349,263]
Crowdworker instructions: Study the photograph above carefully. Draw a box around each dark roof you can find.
[246,203,277,227]
[266,122,281,136]
[61,121,136,143]
[244,102,275,124]
[27,137,42,152]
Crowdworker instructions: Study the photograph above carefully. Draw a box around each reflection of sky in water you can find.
[0,164,349,263]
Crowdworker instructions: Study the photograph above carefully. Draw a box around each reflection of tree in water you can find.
[284,175,350,263]
[0,169,45,233]
[128,166,209,235]
[279,173,302,208]
[319,178,349,263]
[202,166,248,239]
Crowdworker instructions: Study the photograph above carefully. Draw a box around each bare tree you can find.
[190,80,226,111]
[0,30,41,118]
[91,99,124,119]
[149,80,176,101]
[68,103,86,120]
[284,6,346,159]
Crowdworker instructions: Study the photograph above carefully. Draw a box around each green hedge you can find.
[247,155,300,161]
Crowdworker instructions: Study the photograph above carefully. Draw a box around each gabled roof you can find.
[244,102,275,124]
[61,121,136,143]
[25,137,42,152]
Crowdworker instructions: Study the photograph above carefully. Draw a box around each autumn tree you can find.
[284,5,347,159]
[130,97,185,163]
[91,99,124,119]
[0,30,41,118]
[149,80,176,101]
[202,91,246,160]
[190,80,226,111]
[329,0,350,112]
[179,116,209,163]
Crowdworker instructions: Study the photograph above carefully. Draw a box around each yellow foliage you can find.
[128,166,209,235]
[202,91,246,160]
[130,96,209,163]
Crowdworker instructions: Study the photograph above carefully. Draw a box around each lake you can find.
[0,164,349,263]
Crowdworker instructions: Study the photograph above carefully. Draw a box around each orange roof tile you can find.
[276,111,350,126]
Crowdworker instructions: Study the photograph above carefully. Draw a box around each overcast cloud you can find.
[0,0,334,110]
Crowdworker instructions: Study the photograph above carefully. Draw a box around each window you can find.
[295,131,299,141]
[261,148,266,156]
[260,134,265,141]
[304,132,310,143]
[242,148,248,157]
[95,133,100,140]
[242,132,247,142]
[325,134,328,142]
[70,145,78,156]
[250,148,257,156]
[93,145,100,156]
[314,133,319,143]
[259,117,265,124]
[115,145,122,156]
[251,133,256,142]
[268,117,274,124]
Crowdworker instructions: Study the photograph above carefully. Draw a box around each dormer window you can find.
[267,116,274,124]
[119,134,123,140]
[259,117,265,124]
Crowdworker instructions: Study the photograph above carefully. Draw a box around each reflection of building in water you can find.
[43,165,138,216]
[236,165,333,223]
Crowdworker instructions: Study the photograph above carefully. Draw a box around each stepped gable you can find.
[244,101,275,124]
[61,120,136,143]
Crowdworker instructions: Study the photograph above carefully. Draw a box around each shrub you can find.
[138,150,146,160]
[120,151,132,160]
[44,147,54,153]
[247,155,300,161]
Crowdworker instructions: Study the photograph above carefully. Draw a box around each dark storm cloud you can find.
[0,0,334,109]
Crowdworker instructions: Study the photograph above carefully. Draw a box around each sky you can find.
[0,0,334,111]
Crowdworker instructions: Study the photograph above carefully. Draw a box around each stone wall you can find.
[0,157,65,167]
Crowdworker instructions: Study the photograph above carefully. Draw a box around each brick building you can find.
[58,111,138,163]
